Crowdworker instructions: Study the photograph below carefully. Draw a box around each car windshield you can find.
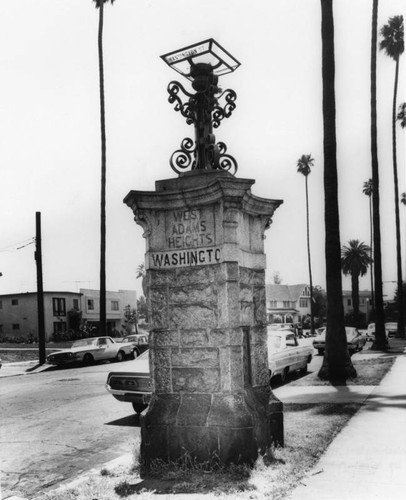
[72,339,97,348]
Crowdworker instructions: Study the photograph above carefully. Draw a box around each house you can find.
[0,288,137,341]
[342,290,373,322]
[266,284,312,325]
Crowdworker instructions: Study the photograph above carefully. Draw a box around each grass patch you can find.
[289,356,395,386]
[0,349,61,363]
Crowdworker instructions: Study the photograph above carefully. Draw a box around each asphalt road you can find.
[0,359,141,499]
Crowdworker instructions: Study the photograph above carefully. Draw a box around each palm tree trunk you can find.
[305,176,315,334]
[351,273,360,318]
[391,57,405,338]
[369,194,374,317]
[318,0,356,381]
[98,1,107,335]
[370,0,387,350]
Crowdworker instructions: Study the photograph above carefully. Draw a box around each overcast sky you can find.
[0,0,405,301]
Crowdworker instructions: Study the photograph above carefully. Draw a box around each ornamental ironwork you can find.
[165,63,238,175]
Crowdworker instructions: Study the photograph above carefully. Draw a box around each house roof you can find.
[266,284,308,301]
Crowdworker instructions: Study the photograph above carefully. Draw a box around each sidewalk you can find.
[288,346,406,500]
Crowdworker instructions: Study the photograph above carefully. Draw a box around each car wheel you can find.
[116,350,124,362]
[317,349,324,356]
[280,367,289,384]
[132,403,147,414]
[83,353,94,364]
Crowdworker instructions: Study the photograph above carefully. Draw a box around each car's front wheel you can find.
[317,349,324,356]
[83,353,94,364]
[280,367,289,384]
[115,350,125,362]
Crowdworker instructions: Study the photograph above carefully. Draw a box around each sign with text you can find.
[149,207,219,269]
[166,207,215,250]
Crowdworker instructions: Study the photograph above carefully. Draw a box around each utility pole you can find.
[35,212,46,364]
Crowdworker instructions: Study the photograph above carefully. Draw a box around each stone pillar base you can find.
[140,391,283,469]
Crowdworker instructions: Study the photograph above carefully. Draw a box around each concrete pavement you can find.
[288,344,406,500]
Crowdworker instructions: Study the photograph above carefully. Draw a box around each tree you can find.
[136,263,147,298]
[398,102,406,127]
[370,0,387,350]
[93,0,116,336]
[272,271,282,284]
[318,0,356,381]
[380,15,405,338]
[296,153,315,334]
[341,240,372,324]
[362,179,374,313]
[401,192,406,205]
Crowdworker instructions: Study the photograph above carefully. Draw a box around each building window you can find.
[299,299,308,308]
[87,299,94,311]
[360,298,365,305]
[73,299,79,310]
[53,322,67,333]
[347,299,352,306]
[111,300,119,311]
[53,298,66,316]
[283,301,291,308]
[12,299,19,306]
[0,300,2,309]
[0,324,3,332]
[269,300,277,308]
[12,323,20,330]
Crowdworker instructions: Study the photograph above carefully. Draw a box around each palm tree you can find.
[370,0,387,350]
[136,263,147,298]
[93,0,115,336]
[341,240,372,324]
[297,154,315,335]
[362,179,374,316]
[318,0,356,381]
[398,102,406,127]
[380,15,405,338]
[401,192,406,205]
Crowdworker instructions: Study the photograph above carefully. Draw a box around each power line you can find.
[0,237,35,253]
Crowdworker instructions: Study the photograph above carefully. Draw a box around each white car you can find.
[47,336,134,365]
[267,329,313,383]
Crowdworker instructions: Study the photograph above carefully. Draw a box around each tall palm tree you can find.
[93,0,115,336]
[370,0,387,350]
[341,240,372,323]
[297,154,315,334]
[318,0,356,381]
[362,179,374,316]
[380,15,405,338]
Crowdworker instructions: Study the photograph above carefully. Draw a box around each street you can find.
[0,359,141,499]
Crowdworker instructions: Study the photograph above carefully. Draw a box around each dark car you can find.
[121,332,149,357]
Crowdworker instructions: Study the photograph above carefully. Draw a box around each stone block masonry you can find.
[124,170,283,467]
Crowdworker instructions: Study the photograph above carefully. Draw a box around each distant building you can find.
[0,289,137,341]
[342,290,372,322]
[266,284,311,325]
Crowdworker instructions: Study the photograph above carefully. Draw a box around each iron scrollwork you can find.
[167,77,238,175]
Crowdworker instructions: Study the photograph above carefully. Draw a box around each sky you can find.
[0,0,405,301]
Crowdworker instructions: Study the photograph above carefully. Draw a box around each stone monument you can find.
[124,39,284,467]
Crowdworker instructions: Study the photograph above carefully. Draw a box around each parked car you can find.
[385,322,398,338]
[46,336,134,366]
[267,328,313,383]
[105,350,151,414]
[312,327,367,355]
[121,332,148,357]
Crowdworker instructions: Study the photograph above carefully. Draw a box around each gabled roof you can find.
[266,284,308,301]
